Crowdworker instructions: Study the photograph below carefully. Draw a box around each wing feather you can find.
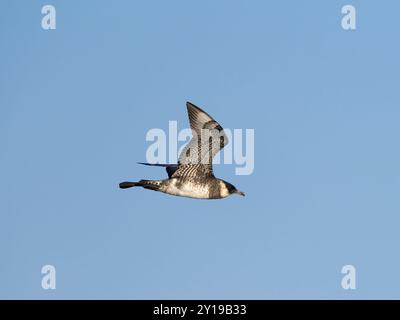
[173,102,228,178]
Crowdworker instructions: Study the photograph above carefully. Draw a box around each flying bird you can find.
[119,102,245,199]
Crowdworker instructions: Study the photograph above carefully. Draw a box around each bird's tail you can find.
[119,180,162,191]
[119,181,139,189]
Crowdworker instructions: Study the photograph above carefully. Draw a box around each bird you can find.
[119,101,245,199]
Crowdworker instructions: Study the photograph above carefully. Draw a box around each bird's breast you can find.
[165,178,217,199]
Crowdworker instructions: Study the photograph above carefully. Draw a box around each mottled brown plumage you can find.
[119,102,245,199]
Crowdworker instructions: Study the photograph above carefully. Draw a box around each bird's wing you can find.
[172,102,228,178]
[137,162,178,178]
[171,163,214,178]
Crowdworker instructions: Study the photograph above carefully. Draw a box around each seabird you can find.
[119,102,245,199]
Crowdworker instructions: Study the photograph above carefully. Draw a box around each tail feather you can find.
[119,181,138,189]
[119,179,162,191]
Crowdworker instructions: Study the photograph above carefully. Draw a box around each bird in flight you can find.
[119,102,245,199]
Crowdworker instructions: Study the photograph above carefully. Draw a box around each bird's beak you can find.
[235,190,245,196]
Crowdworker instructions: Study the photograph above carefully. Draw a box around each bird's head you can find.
[222,181,245,197]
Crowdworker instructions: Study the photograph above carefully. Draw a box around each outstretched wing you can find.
[137,162,178,178]
[172,102,228,178]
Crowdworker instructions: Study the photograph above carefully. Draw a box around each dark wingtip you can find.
[186,101,201,111]
[186,101,210,118]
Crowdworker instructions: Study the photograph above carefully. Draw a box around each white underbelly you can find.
[166,180,210,199]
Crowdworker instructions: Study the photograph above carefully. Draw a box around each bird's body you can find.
[162,176,229,199]
[119,102,245,199]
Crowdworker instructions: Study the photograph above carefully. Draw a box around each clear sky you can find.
[1,0,399,299]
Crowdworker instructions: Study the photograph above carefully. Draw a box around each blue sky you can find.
[1,0,399,299]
